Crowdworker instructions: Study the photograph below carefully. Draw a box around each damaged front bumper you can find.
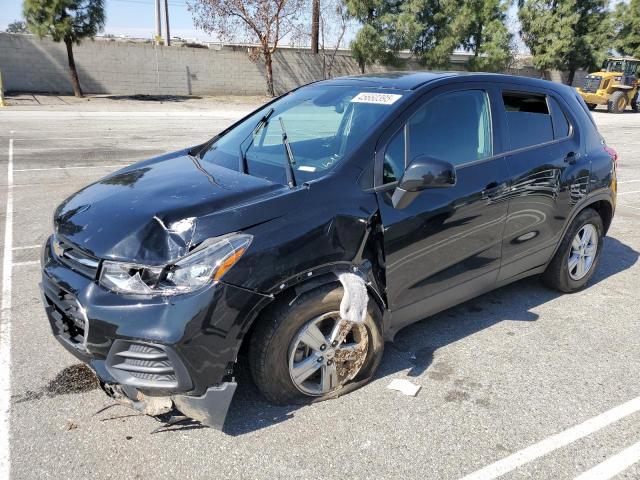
[40,235,270,429]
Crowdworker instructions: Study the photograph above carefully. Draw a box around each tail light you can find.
[604,146,618,166]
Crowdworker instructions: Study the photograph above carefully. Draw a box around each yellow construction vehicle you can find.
[576,57,640,113]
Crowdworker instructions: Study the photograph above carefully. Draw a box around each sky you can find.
[1,0,219,41]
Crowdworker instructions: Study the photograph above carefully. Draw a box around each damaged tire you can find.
[249,283,384,404]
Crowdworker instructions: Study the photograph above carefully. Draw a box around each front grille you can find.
[582,76,602,93]
[106,340,190,390]
[42,281,88,351]
[52,236,100,279]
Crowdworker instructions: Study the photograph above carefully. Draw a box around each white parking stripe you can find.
[14,164,128,172]
[618,203,640,211]
[459,396,640,480]
[14,145,179,152]
[574,440,640,480]
[12,245,40,251]
[0,139,14,479]
[618,179,640,184]
[12,261,39,267]
[617,190,640,196]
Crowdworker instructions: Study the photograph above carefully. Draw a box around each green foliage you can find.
[6,20,29,33]
[614,0,640,58]
[346,0,513,72]
[350,24,388,72]
[519,0,611,81]
[461,0,514,72]
[408,0,466,68]
[23,0,105,44]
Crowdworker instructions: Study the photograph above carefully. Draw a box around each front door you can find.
[375,85,510,334]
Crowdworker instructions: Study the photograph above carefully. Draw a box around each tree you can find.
[318,0,349,77]
[311,0,320,53]
[519,0,611,85]
[189,0,305,96]
[460,0,513,72]
[406,0,465,68]
[6,20,29,33]
[345,0,413,71]
[614,0,640,58]
[23,0,105,97]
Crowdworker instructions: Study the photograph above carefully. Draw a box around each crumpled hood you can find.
[54,150,302,264]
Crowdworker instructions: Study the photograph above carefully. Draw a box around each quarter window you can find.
[547,96,571,139]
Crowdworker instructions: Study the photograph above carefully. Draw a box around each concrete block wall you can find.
[0,33,373,96]
[0,33,583,96]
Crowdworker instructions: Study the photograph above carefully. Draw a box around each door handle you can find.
[564,151,579,165]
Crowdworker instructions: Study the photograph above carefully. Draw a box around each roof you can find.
[319,71,571,93]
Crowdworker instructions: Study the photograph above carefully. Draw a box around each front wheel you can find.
[542,208,604,292]
[587,103,597,111]
[608,91,628,113]
[249,283,384,404]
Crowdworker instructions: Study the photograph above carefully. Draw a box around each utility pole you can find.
[311,0,320,54]
[163,0,171,46]
[155,0,162,44]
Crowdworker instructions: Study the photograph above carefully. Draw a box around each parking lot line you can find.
[618,179,640,184]
[618,203,640,211]
[12,245,40,251]
[617,190,640,196]
[459,396,640,480]
[14,164,128,172]
[12,261,39,267]
[0,138,14,479]
[573,439,640,480]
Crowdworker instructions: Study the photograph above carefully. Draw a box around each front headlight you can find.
[614,76,622,82]
[99,233,252,296]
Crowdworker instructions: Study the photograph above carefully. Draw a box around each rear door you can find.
[497,87,590,281]
[375,83,510,331]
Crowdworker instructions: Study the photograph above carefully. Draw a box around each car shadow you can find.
[221,235,638,436]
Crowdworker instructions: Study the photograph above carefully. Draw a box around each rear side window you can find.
[503,92,554,149]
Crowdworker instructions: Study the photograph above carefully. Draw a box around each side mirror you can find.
[391,155,456,209]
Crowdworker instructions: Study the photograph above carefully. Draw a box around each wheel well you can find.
[587,200,613,234]
[236,274,385,361]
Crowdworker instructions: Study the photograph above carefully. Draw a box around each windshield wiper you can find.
[239,107,275,174]
[279,117,297,188]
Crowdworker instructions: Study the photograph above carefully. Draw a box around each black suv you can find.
[41,72,617,429]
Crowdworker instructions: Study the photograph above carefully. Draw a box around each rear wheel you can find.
[249,283,384,404]
[542,208,604,293]
[607,91,628,113]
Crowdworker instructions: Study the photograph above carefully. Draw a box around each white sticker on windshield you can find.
[351,92,402,105]
[298,166,316,172]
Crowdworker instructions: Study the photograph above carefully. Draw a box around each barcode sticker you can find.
[351,92,403,105]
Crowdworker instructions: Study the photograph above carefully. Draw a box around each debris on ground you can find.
[387,379,421,397]
[65,420,78,431]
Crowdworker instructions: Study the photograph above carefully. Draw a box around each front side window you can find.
[199,86,403,185]
[381,89,493,184]
[503,92,554,150]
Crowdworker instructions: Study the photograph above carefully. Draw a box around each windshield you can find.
[198,85,404,184]
[603,60,640,75]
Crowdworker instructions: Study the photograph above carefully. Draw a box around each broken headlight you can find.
[99,233,252,296]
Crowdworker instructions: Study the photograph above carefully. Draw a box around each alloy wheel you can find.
[568,223,598,280]
[288,312,369,396]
